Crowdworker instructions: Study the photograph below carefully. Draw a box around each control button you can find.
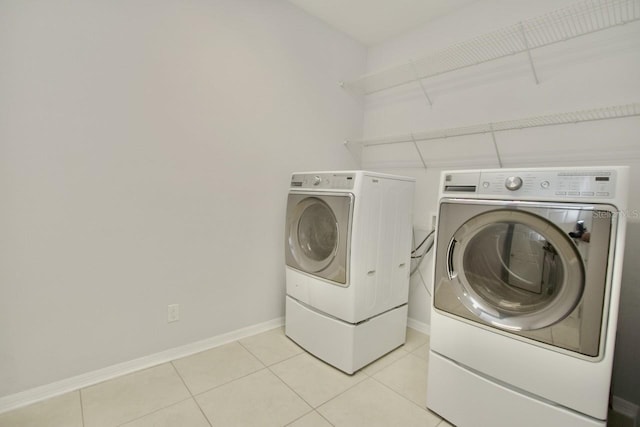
[505,176,523,191]
[568,191,580,196]
[596,192,610,196]
[312,175,322,186]
[482,181,490,188]
[555,191,567,195]
[581,192,594,196]
[540,181,550,189]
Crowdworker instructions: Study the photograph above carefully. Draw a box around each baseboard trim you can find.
[407,317,430,335]
[612,395,640,426]
[0,317,284,415]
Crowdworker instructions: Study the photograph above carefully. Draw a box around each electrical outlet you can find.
[167,304,179,323]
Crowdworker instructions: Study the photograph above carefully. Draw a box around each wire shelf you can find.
[342,0,640,95]
[347,102,640,147]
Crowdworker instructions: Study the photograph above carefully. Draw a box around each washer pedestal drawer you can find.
[285,296,407,374]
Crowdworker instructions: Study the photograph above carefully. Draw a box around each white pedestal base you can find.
[285,296,407,374]
[427,351,606,427]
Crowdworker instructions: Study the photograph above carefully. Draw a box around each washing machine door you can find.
[434,200,614,357]
[447,208,585,331]
[285,192,353,285]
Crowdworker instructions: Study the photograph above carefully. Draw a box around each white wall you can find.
[0,0,365,398]
[361,0,640,407]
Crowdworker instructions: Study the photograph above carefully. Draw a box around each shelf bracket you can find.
[519,22,540,85]
[489,123,503,168]
[343,139,362,165]
[409,60,433,107]
[410,133,428,169]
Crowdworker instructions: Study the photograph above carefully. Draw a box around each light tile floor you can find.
[0,327,629,427]
[0,327,448,427]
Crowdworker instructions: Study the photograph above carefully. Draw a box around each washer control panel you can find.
[291,173,355,190]
[444,169,617,199]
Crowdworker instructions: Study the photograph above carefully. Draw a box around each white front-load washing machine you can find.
[427,166,628,427]
[285,171,415,374]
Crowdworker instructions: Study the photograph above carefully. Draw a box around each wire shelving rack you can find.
[341,0,640,95]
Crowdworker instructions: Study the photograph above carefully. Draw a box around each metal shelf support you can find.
[410,60,433,107]
[519,22,540,85]
[489,123,504,168]
[410,133,429,169]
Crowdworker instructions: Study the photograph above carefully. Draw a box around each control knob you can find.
[312,175,322,186]
[505,176,523,191]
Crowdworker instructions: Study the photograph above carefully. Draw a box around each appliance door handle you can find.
[447,238,457,280]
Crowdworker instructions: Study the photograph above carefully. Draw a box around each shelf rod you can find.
[346,102,640,147]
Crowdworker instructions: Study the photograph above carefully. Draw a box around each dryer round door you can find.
[293,197,338,271]
[447,209,585,331]
[285,193,353,285]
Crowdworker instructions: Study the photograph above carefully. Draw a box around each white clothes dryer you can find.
[427,166,629,427]
[285,171,415,374]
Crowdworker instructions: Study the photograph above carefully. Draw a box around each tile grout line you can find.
[259,350,362,424]
[306,348,409,411]
[112,397,194,427]
[192,396,214,427]
[169,360,197,397]
[264,361,317,411]
[168,361,214,427]
[192,338,317,426]
[305,372,369,411]
[78,389,86,427]
[71,361,205,427]
[189,366,269,399]
[261,347,306,367]
[173,342,267,399]
[235,339,269,370]
[282,408,336,427]
[235,337,318,410]
[369,372,441,420]
[234,332,309,369]
[362,347,413,377]
[261,334,426,421]
[314,410,336,427]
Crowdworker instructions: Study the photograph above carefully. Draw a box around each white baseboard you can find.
[407,317,430,335]
[0,317,284,415]
[612,395,640,427]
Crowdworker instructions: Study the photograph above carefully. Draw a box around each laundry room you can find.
[1,0,639,426]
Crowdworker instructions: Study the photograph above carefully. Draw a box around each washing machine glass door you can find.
[447,209,585,331]
[285,193,353,285]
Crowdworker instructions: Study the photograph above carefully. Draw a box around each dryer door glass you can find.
[288,197,340,274]
[285,193,353,285]
[448,209,585,331]
[297,200,338,264]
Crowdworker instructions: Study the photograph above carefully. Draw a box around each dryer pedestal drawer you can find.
[285,296,407,374]
[427,351,605,427]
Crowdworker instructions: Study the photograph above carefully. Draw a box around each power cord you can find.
[410,228,436,296]
[410,228,435,275]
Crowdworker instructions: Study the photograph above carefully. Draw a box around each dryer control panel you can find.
[442,168,617,200]
[290,173,355,190]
